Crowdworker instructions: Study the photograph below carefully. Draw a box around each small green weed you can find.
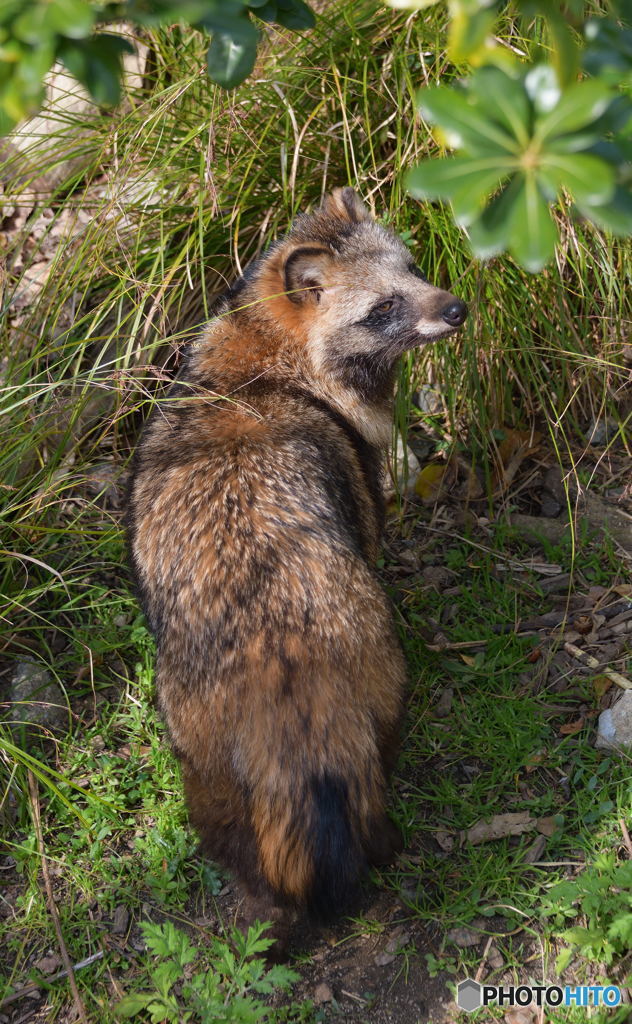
[542,853,632,973]
[115,920,303,1023]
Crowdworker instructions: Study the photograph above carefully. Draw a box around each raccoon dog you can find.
[127,188,467,947]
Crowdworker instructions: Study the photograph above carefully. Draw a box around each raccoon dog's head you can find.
[261,187,467,401]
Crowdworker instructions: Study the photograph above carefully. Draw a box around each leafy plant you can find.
[115,920,300,1023]
[396,0,632,269]
[0,0,315,130]
[541,853,632,972]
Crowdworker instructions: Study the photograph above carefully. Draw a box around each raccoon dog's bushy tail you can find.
[252,751,380,920]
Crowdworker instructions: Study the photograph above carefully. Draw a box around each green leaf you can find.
[607,913,632,944]
[555,946,574,974]
[546,6,579,87]
[407,154,511,199]
[273,0,315,30]
[407,154,514,225]
[579,188,632,235]
[534,80,613,144]
[48,0,95,39]
[467,66,531,147]
[418,84,519,156]
[448,7,497,63]
[207,19,259,88]
[562,925,602,949]
[584,17,632,77]
[508,173,557,272]
[537,152,615,206]
[252,1,277,21]
[59,34,134,106]
[466,174,522,258]
[12,4,51,45]
[114,992,153,1016]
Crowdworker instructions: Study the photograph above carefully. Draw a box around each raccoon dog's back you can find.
[127,188,466,927]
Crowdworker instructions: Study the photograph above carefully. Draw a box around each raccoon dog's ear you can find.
[284,245,333,304]
[322,187,371,224]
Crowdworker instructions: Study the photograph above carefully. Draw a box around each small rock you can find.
[384,927,410,954]
[421,565,454,590]
[83,461,121,509]
[374,951,397,966]
[313,982,333,1003]
[434,829,455,853]
[488,944,503,969]
[35,954,61,974]
[411,386,441,416]
[446,925,481,948]
[9,662,67,734]
[540,493,561,517]
[573,614,593,635]
[433,686,454,719]
[536,816,559,837]
[540,573,573,594]
[111,905,130,935]
[522,834,546,864]
[389,438,421,496]
[505,1009,537,1024]
[586,416,620,446]
[596,691,632,751]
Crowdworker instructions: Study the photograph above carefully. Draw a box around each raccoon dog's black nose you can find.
[441,299,468,327]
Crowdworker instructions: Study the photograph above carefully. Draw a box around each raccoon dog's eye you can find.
[375,300,394,313]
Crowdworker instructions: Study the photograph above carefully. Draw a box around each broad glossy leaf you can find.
[12,5,50,45]
[448,8,496,63]
[467,66,531,145]
[407,154,511,199]
[407,154,514,226]
[273,0,315,30]
[48,0,95,39]
[59,35,134,106]
[584,18,632,77]
[546,6,579,87]
[451,171,513,226]
[466,175,523,258]
[135,1,244,26]
[534,80,612,144]
[207,20,259,88]
[508,174,557,272]
[419,85,518,156]
[252,1,277,21]
[577,186,632,235]
[0,2,22,28]
[537,152,615,206]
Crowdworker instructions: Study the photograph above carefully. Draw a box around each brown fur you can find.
[126,189,466,950]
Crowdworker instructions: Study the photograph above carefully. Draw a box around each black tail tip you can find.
[306,771,365,921]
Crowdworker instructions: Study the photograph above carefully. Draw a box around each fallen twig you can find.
[0,951,104,1011]
[564,643,632,690]
[27,771,89,1024]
